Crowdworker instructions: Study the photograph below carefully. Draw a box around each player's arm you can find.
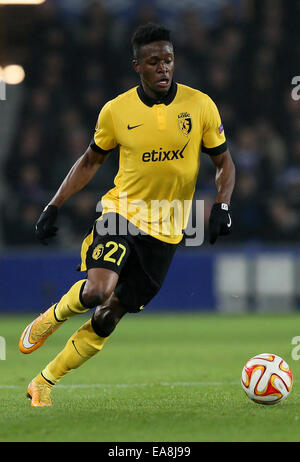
[36,101,117,245]
[49,146,107,208]
[35,146,110,245]
[210,148,235,205]
[201,95,236,244]
[208,149,235,244]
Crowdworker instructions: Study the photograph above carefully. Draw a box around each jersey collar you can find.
[137,81,177,107]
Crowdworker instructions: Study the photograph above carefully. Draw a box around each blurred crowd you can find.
[2,0,300,248]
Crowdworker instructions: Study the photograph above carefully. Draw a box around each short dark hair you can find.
[131,22,172,60]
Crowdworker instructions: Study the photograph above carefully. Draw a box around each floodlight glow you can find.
[3,65,25,84]
[0,0,46,4]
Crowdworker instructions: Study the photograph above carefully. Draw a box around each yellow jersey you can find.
[91,82,227,244]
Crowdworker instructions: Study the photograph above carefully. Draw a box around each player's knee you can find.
[81,282,112,308]
[92,304,126,337]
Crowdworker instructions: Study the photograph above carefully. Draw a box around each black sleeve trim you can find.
[90,140,112,155]
[202,141,227,156]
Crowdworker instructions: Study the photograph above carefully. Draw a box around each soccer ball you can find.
[241,353,293,405]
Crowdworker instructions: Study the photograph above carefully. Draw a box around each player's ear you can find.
[132,59,140,74]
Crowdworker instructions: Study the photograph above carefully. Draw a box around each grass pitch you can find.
[0,311,300,442]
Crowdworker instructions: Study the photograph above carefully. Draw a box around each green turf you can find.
[0,311,300,442]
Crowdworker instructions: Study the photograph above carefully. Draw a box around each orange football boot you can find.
[27,374,53,407]
[19,304,64,354]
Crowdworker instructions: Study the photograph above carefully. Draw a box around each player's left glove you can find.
[208,202,232,245]
[35,204,58,245]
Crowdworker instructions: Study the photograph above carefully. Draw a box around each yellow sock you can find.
[41,320,108,384]
[54,279,88,321]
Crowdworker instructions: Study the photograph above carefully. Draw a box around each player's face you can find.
[133,41,174,98]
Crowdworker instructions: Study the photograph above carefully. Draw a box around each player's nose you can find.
[157,61,168,73]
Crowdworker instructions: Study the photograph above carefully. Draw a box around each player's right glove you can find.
[35,204,58,245]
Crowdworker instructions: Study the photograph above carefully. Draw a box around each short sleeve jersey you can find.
[91,82,227,244]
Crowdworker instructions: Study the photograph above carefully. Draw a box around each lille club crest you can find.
[92,243,104,260]
[178,112,192,136]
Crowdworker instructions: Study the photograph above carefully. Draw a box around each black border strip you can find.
[90,140,112,155]
[202,141,227,156]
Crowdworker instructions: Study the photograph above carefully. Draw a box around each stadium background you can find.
[0,0,299,314]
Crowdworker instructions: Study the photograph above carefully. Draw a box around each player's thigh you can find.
[81,231,132,306]
[82,268,119,307]
[79,215,131,275]
[115,235,177,313]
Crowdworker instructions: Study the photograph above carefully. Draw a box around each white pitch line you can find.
[0,380,298,389]
[0,381,246,389]
[56,381,242,388]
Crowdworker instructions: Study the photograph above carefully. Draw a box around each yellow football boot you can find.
[27,374,53,407]
[19,304,64,354]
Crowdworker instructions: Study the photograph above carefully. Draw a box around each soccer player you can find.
[19,23,235,407]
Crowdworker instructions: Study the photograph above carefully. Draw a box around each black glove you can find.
[208,202,232,244]
[35,204,58,245]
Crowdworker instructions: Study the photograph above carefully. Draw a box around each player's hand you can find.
[35,204,58,245]
[208,202,232,244]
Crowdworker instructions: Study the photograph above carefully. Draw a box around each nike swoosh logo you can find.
[22,321,37,349]
[66,304,75,315]
[72,340,85,358]
[179,139,190,157]
[127,124,143,130]
[227,214,232,228]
